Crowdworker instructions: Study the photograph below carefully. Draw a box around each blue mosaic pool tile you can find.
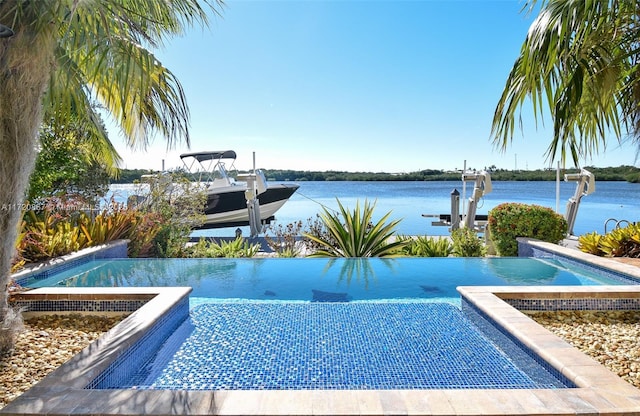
[87,296,190,389]
[116,302,564,390]
[505,297,640,312]
[461,299,573,388]
[94,241,128,259]
[13,299,147,313]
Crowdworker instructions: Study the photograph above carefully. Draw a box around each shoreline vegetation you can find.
[112,165,640,184]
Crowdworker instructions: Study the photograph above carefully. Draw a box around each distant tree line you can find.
[112,169,160,184]
[111,165,640,184]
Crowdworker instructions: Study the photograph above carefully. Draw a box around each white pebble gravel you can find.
[0,314,125,408]
[527,310,640,390]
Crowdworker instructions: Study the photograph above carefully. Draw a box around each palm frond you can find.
[493,0,640,167]
[45,46,122,174]
[53,0,223,150]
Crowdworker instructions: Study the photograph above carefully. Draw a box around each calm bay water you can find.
[109,180,640,237]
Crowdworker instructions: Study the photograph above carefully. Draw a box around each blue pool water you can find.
[24,257,629,304]
[117,302,567,390]
[23,256,635,391]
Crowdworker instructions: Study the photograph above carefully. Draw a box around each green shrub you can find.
[451,228,485,257]
[125,210,164,258]
[13,172,206,268]
[399,235,453,257]
[133,173,206,257]
[79,203,137,245]
[13,204,163,266]
[184,238,212,258]
[487,203,567,256]
[600,224,640,257]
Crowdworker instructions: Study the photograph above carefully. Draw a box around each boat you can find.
[180,151,299,232]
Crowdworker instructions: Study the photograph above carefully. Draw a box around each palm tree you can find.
[0,0,222,353]
[492,0,640,167]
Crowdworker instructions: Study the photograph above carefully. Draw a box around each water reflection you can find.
[486,258,559,284]
[319,258,398,289]
[34,256,622,302]
[60,259,241,288]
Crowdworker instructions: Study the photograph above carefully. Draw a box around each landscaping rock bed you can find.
[0,314,125,408]
[527,310,640,389]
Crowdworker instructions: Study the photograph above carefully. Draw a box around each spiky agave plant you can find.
[303,199,406,257]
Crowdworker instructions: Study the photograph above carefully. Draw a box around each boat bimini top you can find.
[180,150,237,163]
[180,150,238,185]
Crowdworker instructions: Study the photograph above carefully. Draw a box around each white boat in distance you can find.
[180,151,299,230]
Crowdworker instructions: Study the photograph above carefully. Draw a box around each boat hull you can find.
[195,183,299,229]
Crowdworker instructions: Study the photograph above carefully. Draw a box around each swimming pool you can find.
[8,240,640,415]
[22,256,631,304]
[17,254,637,392]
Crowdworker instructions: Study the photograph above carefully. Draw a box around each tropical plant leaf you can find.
[303,199,405,258]
[492,0,640,167]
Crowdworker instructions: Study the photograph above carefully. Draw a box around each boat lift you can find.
[461,171,492,230]
[564,168,595,236]
[423,170,492,233]
[425,168,595,237]
[237,153,269,237]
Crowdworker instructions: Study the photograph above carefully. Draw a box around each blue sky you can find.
[112,0,638,173]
